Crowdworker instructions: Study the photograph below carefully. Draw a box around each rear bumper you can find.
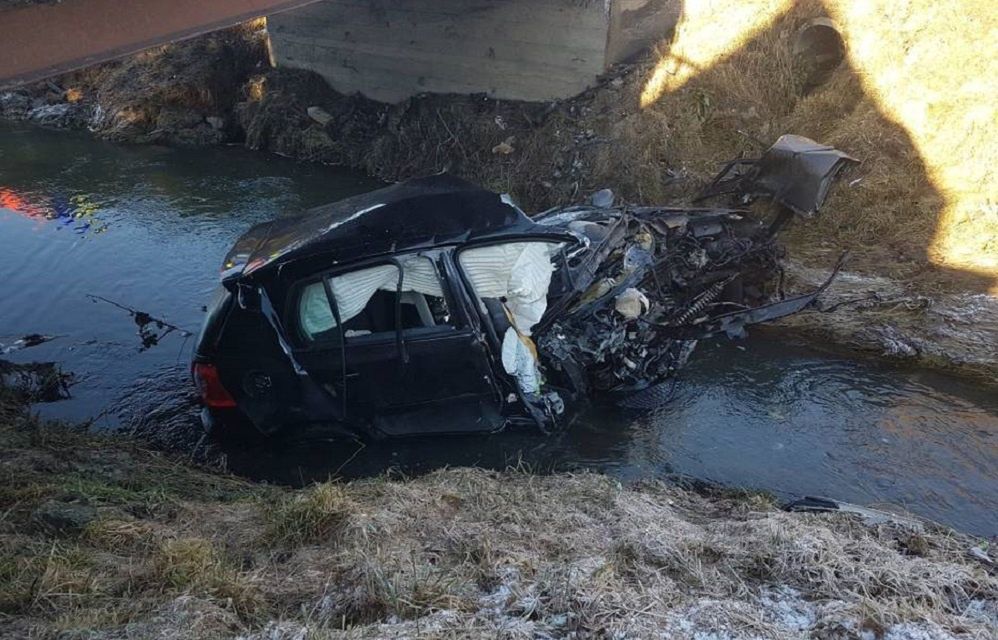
[200,406,261,441]
[200,406,359,441]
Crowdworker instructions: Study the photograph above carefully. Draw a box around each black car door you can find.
[290,251,505,435]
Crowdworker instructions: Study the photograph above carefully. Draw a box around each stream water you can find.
[1,121,995,535]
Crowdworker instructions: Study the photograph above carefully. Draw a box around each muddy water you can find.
[2,122,996,535]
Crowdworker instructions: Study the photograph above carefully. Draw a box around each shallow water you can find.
[2,122,996,535]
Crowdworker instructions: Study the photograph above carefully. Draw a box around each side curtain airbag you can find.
[300,256,442,338]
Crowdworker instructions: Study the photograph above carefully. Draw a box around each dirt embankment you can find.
[1,386,995,640]
[1,3,996,381]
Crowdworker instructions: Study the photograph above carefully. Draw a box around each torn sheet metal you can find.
[533,203,789,400]
[696,134,859,216]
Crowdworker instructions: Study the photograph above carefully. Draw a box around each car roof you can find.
[221,174,547,282]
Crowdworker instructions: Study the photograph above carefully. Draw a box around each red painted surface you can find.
[0,0,322,87]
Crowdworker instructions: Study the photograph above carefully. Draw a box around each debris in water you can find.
[86,294,192,351]
[784,496,922,528]
[967,543,994,569]
[491,136,515,155]
[307,105,333,127]
[1,333,58,354]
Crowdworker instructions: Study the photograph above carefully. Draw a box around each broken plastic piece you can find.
[697,134,859,216]
[784,496,922,528]
[589,188,615,208]
[615,288,649,320]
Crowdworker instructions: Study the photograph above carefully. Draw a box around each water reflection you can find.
[0,120,380,423]
[0,187,107,234]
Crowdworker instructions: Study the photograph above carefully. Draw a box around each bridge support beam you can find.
[0,0,321,87]
[269,0,680,103]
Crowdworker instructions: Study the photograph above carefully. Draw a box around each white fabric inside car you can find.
[458,241,560,336]
[501,327,540,393]
[299,255,443,338]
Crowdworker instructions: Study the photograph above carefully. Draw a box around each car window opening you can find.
[458,241,562,399]
[299,256,452,343]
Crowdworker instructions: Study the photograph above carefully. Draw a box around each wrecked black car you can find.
[193,135,855,440]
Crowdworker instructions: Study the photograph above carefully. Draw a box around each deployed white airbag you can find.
[459,242,560,336]
[299,255,442,338]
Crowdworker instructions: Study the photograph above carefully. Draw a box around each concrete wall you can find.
[268,0,679,103]
[606,0,680,65]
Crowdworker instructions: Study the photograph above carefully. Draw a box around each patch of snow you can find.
[963,598,998,626]
[757,585,817,631]
[883,622,959,640]
[28,102,72,124]
[236,621,308,640]
[859,324,921,357]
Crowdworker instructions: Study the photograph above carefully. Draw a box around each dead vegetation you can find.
[0,385,995,639]
[28,22,271,147]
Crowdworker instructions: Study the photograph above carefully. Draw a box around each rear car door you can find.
[290,251,505,435]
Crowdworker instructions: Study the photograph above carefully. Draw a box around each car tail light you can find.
[192,362,236,408]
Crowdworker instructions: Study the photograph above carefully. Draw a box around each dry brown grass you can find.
[84,518,158,552]
[1,407,995,639]
[220,469,996,639]
[627,0,997,288]
[3,346,994,639]
[58,23,269,146]
[150,537,261,614]
[5,375,991,637]
[262,482,354,547]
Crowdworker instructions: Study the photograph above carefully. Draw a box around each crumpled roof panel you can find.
[222,174,537,282]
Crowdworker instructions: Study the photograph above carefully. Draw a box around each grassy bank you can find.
[1,382,996,639]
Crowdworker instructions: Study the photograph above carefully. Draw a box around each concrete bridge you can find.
[1,0,677,102]
[0,0,323,87]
